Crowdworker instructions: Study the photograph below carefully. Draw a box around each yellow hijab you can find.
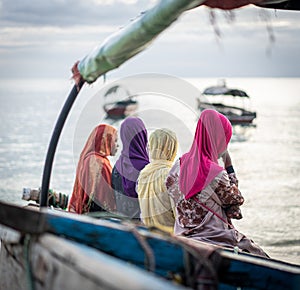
[137,128,178,234]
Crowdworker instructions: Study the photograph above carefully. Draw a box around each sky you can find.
[0,0,300,79]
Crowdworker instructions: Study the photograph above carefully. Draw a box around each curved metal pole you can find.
[40,80,85,208]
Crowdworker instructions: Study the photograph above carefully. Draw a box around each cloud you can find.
[0,1,299,78]
[0,0,155,27]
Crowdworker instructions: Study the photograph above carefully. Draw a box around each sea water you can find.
[0,76,299,265]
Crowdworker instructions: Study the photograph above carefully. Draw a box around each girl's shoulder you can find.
[168,159,180,176]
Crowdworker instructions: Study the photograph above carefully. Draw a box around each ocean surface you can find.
[0,76,299,265]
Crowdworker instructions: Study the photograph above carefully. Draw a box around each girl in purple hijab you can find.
[112,117,149,218]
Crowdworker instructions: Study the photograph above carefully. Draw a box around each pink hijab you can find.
[179,109,232,199]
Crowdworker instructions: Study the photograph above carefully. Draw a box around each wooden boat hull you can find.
[0,201,299,290]
[0,230,186,290]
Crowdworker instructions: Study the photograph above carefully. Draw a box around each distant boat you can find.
[197,80,257,126]
[103,85,138,119]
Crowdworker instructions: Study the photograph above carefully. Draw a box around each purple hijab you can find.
[115,117,149,197]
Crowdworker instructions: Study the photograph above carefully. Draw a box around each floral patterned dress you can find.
[166,160,268,257]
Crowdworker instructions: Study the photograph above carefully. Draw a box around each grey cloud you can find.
[0,0,153,27]
[0,2,299,78]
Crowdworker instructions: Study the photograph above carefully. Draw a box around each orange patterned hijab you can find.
[68,124,117,214]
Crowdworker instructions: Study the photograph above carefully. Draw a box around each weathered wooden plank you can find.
[0,224,21,243]
[0,234,28,290]
[1,232,190,290]
[37,234,190,290]
[0,201,46,234]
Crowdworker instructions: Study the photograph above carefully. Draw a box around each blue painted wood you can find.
[46,213,186,278]
[218,252,300,290]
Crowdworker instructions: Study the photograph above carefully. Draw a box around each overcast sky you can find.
[1,0,300,79]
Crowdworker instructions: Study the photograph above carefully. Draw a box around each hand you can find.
[203,0,263,10]
[225,205,243,219]
[228,172,239,187]
[71,61,84,90]
[222,150,232,169]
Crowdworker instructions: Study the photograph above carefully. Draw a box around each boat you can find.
[197,80,257,126]
[1,1,300,289]
[103,85,138,120]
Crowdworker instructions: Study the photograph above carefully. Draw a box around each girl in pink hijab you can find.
[166,109,268,257]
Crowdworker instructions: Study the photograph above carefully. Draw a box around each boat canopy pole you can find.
[39,0,206,207]
[40,81,84,207]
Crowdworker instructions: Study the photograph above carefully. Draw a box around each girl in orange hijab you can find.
[68,124,118,214]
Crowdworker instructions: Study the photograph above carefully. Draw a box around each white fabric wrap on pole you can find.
[78,0,206,83]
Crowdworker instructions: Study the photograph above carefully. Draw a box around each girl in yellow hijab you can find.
[137,128,178,234]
